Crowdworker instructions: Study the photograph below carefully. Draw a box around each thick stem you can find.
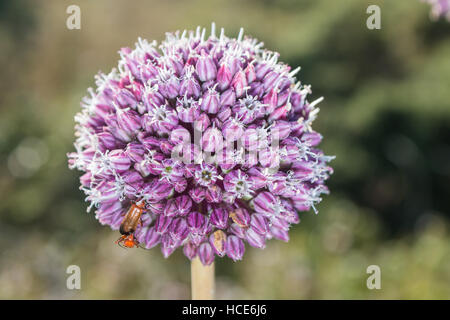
[191,257,215,300]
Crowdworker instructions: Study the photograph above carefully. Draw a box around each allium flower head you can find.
[68,24,334,265]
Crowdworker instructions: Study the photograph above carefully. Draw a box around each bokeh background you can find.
[0,0,449,299]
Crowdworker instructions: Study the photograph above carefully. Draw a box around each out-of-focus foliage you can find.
[0,0,449,299]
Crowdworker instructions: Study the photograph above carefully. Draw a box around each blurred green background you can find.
[0,0,449,299]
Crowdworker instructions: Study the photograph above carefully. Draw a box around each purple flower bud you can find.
[93,102,114,120]
[232,70,247,98]
[147,200,166,215]
[278,77,292,92]
[183,163,197,178]
[253,191,277,215]
[201,88,220,114]
[227,56,242,76]
[229,222,246,238]
[271,120,291,140]
[97,183,119,206]
[158,73,179,99]
[161,234,178,258]
[301,132,323,147]
[176,97,201,123]
[109,149,131,172]
[96,201,123,225]
[151,107,180,133]
[135,226,161,249]
[210,207,229,229]
[229,207,251,228]
[267,172,287,196]
[283,144,299,163]
[245,228,266,248]
[281,200,300,224]
[196,50,217,82]
[220,88,236,107]
[201,80,215,92]
[180,69,201,98]
[269,225,290,242]
[263,71,281,92]
[198,242,215,265]
[216,148,237,171]
[143,180,173,202]
[271,215,290,231]
[289,122,303,138]
[222,118,244,141]
[290,91,303,110]
[250,213,269,235]
[84,115,105,129]
[209,230,227,257]
[245,63,256,84]
[135,156,162,177]
[143,87,165,110]
[114,89,137,109]
[139,64,159,83]
[122,171,144,198]
[154,214,173,234]
[120,48,138,76]
[258,147,280,168]
[117,109,141,137]
[164,198,178,217]
[111,212,128,230]
[187,211,207,231]
[165,57,184,76]
[268,103,291,122]
[255,62,271,80]
[276,89,290,107]
[139,135,160,149]
[194,113,211,132]
[217,107,232,122]
[205,185,223,203]
[125,142,145,163]
[173,177,188,193]
[217,64,232,91]
[189,186,206,203]
[170,126,191,144]
[234,99,265,125]
[201,126,223,152]
[247,167,267,189]
[175,195,192,216]
[161,159,184,182]
[187,211,208,246]
[169,217,189,243]
[159,140,174,155]
[107,117,133,142]
[183,242,197,260]
[226,235,245,261]
[290,161,312,180]
[79,172,91,187]
[97,132,117,152]
[241,128,259,150]
[248,81,264,98]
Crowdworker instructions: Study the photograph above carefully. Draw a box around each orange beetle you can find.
[116,201,146,248]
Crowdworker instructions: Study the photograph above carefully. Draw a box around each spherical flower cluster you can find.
[423,0,450,20]
[68,25,334,265]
